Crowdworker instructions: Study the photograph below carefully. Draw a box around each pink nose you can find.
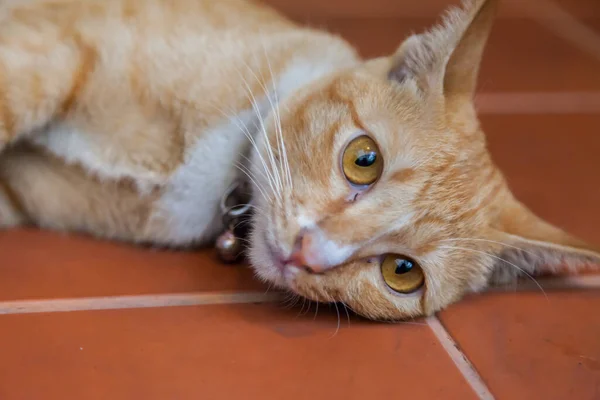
[288,231,325,273]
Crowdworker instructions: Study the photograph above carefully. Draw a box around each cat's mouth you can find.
[263,233,297,275]
[261,231,283,267]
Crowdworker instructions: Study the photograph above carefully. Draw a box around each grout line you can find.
[0,273,595,315]
[0,291,283,315]
[488,274,600,293]
[426,316,495,400]
[475,92,600,114]
[509,0,600,63]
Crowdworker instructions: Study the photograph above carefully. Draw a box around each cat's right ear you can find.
[388,0,498,106]
[488,198,600,284]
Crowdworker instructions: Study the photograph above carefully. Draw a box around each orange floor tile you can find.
[439,292,600,400]
[0,305,477,400]
[308,18,600,92]
[0,229,263,301]
[1,1,599,399]
[482,114,600,244]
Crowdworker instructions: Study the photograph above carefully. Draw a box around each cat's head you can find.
[248,0,600,320]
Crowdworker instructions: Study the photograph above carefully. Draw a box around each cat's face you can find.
[248,0,600,320]
[249,68,500,320]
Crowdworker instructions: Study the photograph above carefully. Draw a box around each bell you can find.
[216,229,242,263]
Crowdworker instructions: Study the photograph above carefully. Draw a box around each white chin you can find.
[247,226,288,289]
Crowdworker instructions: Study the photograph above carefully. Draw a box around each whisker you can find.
[280,293,298,309]
[259,40,293,191]
[237,154,277,203]
[173,97,279,200]
[283,294,302,310]
[234,162,270,203]
[263,282,274,295]
[301,300,314,316]
[237,153,272,187]
[209,103,278,200]
[329,302,341,339]
[229,210,266,232]
[234,67,283,203]
[235,105,280,203]
[438,238,541,260]
[235,237,255,245]
[234,159,268,195]
[439,245,549,301]
[296,297,307,318]
[241,57,287,193]
[304,300,314,316]
[341,302,351,326]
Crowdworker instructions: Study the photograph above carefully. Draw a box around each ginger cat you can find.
[0,0,598,320]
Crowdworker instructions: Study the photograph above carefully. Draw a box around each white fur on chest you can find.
[157,58,349,245]
[154,100,271,245]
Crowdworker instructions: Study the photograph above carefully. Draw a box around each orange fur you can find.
[0,0,598,320]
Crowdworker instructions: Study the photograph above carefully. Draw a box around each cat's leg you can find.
[0,9,99,229]
[0,13,89,152]
[0,144,159,241]
[0,175,26,228]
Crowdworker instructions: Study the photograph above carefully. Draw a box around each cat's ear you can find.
[389,0,497,103]
[488,199,600,284]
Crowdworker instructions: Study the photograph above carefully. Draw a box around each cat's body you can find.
[1,0,599,320]
[0,0,357,244]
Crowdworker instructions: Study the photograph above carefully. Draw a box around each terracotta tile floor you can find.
[1,1,599,399]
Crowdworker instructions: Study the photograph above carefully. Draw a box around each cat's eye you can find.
[342,135,383,186]
[381,255,424,294]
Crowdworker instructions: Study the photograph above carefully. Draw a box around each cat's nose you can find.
[288,230,326,274]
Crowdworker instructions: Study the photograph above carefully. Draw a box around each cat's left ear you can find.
[488,199,600,284]
[389,0,497,106]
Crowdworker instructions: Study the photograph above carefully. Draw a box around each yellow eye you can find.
[342,135,383,186]
[381,255,424,294]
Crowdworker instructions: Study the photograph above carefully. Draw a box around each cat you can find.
[0,0,598,320]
